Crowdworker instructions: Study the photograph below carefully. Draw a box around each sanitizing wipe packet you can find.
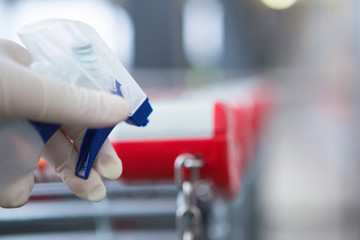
[17,19,152,179]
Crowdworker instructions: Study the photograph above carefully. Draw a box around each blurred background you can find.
[0,0,360,239]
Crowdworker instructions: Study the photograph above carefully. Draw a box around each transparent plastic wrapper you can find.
[18,19,152,127]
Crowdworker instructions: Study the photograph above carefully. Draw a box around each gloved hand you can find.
[0,39,130,208]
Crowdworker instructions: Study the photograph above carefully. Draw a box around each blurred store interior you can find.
[1,0,360,239]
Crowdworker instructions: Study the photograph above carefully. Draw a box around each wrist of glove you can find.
[0,38,129,208]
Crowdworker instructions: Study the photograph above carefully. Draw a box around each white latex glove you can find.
[0,39,130,208]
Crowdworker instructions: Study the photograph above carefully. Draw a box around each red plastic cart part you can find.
[112,102,250,199]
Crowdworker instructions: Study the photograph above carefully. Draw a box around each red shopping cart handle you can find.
[35,82,272,200]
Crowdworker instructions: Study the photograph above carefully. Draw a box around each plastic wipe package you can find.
[1,19,152,183]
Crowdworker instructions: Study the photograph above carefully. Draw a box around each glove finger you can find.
[0,60,130,127]
[0,38,32,65]
[42,130,106,202]
[60,125,122,180]
[93,139,123,180]
[0,172,34,208]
